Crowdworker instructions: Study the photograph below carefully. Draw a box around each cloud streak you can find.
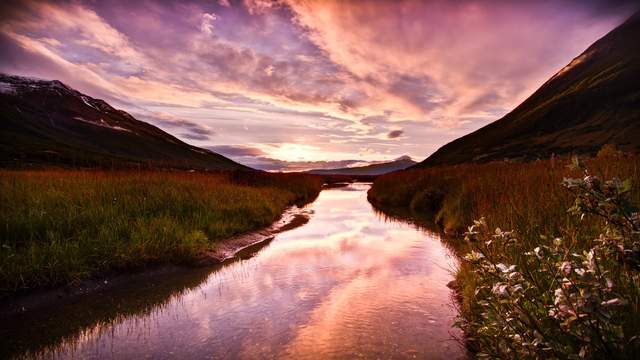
[0,0,636,168]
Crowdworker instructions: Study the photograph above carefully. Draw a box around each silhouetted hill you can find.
[0,74,248,170]
[308,156,416,176]
[417,11,640,167]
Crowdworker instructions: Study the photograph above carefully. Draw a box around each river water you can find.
[7,183,463,359]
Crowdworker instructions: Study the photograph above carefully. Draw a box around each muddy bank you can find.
[198,205,313,265]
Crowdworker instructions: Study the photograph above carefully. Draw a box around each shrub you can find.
[459,159,640,358]
[597,144,622,159]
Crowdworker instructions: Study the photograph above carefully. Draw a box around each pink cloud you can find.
[284,0,634,125]
[0,0,636,163]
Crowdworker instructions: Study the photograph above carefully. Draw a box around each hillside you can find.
[307,156,416,176]
[417,11,640,167]
[0,74,248,170]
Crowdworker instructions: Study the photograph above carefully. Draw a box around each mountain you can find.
[307,156,417,176]
[417,11,640,167]
[0,74,248,170]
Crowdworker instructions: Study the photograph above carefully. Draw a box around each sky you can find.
[0,0,637,170]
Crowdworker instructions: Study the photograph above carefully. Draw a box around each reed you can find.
[369,154,640,237]
[0,170,323,294]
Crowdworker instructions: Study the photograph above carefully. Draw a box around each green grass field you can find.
[0,170,323,294]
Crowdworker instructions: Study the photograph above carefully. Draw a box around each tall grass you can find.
[369,154,640,357]
[0,170,323,294]
[369,155,640,237]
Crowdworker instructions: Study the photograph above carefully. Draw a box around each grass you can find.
[369,154,640,236]
[0,170,323,294]
[369,153,640,357]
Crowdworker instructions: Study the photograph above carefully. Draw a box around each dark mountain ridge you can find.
[417,11,640,167]
[0,74,249,170]
[307,156,417,176]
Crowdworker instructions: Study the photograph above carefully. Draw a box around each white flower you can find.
[585,250,596,271]
[560,261,572,275]
[508,271,521,280]
[492,283,509,297]
[533,247,543,259]
[557,304,576,317]
[554,288,565,305]
[601,298,627,306]
[606,278,614,289]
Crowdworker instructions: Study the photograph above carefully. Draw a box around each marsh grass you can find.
[0,170,323,294]
[369,155,640,236]
[369,154,640,357]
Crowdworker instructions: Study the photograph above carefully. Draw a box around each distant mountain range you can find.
[417,11,640,167]
[0,74,248,170]
[307,156,416,176]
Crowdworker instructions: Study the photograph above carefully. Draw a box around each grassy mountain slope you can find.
[418,11,640,167]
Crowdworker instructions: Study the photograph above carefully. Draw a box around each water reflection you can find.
[9,183,463,359]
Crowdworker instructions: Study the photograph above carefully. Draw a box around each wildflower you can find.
[492,283,509,297]
[601,298,627,307]
[560,261,572,275]
[534,246,543,259]
[605,278,613,289]
[464,250,485,262]
[553,237,563,247]
[584,175,597,189]
[585,250,596,271]
[554,288,565,305]
[508,271,521,280]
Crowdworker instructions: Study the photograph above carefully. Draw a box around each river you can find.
[6,183,463,359]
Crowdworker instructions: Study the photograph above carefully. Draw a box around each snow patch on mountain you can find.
[73,116,133,133]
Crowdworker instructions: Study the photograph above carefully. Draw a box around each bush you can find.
[597,144,622,159]
[459,159,640,358]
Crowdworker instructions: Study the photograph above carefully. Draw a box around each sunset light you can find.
[2,1,639,358]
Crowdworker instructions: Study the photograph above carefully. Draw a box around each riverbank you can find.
[3,182,464,359]
[0,170,323,296]
[0,202,314,318]
[369,154,640,236]
[369,154,640,357]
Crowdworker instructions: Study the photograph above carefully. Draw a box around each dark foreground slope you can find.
[418,11,640,167]
[308,156,416,176]
[0,74,247,170]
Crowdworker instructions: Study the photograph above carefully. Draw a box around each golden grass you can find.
[369,155,640,237]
